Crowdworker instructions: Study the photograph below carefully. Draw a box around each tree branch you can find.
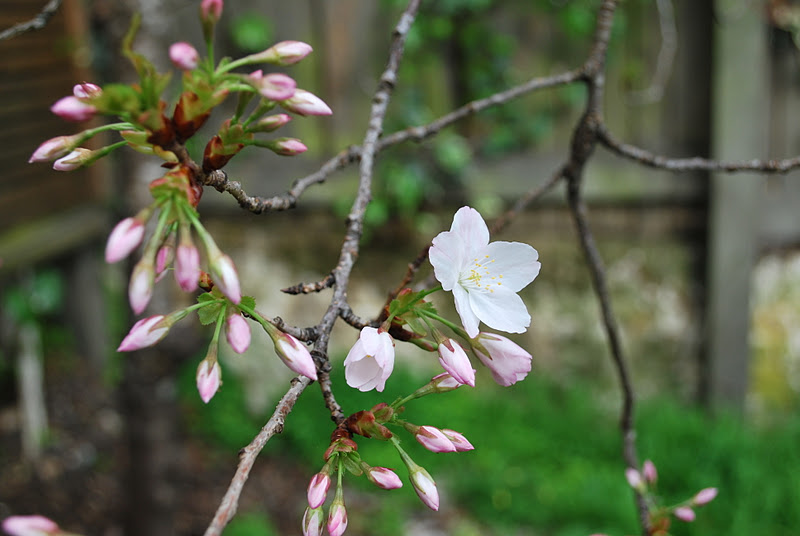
[0,0,63,41]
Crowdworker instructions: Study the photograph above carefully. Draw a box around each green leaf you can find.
[197,293,224,325]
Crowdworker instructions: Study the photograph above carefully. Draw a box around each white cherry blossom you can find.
[430,206,540,338]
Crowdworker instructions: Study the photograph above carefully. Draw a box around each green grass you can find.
[181,361,800,536]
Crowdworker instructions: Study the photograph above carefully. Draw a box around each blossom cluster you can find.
[344,206,541,392]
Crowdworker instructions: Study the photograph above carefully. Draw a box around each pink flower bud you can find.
[642,459,657,484]
[175,244,200,292]
[266,40,313,65]
[105,217,146,263]
[225,313,251,354]
[306,473,331,509]
[169,42,199,70]
[472,332,532,386]
[625,468,644,491]
[269,137,307,156]
[674,506,696,522]
[73,82,102,99]
[692,487,718,506]
[251,113,292,132]
[326,501,347,536]
[302,507,324,536]
[129,261,155,314]
[196,360,221,403]
[1,515,60,536]
[210,252,241,304]
[53,148,91,171]
[51,96,96,122]
[430,372,463,392]
[155,244,174,281]
[29,135,80,163]
[201,0,223,21]
[367,467,403,490]
[409,466,439,511]
[441,429,474,452]
[253,72,296,101]
[117,315,169,351]
[272,331,318,380]
[281,89,332,116]
[415,425,456,453]
[437,339,475,387]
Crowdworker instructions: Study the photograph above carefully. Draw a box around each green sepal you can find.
[197,292,224,325]
[341,452,363,477]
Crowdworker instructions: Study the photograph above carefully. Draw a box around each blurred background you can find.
[1,0,800,535]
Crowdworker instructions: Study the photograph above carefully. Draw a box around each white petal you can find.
[469,287,530,334]
[483,241,541,292]
[430,230,463,290]
[450,207,489,259]
[453,284,480,338]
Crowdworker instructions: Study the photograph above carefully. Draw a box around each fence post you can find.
[704,0,769,410]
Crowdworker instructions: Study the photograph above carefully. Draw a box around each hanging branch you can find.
[0,0,63,41]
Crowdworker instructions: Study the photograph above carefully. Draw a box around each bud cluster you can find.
[622,459,718,534]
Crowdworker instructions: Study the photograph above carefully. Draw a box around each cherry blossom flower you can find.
[429,206,540,338]
[344,327,395,392]
[437,339,475,386]
[471,332,532,386]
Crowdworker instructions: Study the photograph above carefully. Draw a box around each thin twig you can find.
[598,124,800,173]
[281,273,336,295]
[202,376,312,536]
[0,0,63,41]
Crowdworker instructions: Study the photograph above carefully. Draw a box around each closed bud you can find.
[117,315,168,351]
[674,506,696,522]
[196,359,221,403]
[209,251,241,304]
[53,148,92,171]
[73,82,102,99]
[692,487,718,506]
[441,429,474,452]
[250,113,292,133]
[326,498,347,536]
[268,137,307,156]
[201,0,223,21]
[128,260,155,314]
[252,40,313,65]
[269,328,318,380]
[437,339,475,387]
[1,515,60,536]
[169,42,200,70]
[414,425,456,453]
[409,465,439,511]
[51,96,96,122]
[367,467,403,490]
[301,506,324,536]
[175,243,200,292]
[29,134,82,163]
[625,468,645,492]
[105,217,146,263]
[306,472,331,509]
[642,460,657,484]
[252,72,296,101]
[281,89,332,116]
[225,313,251,354]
